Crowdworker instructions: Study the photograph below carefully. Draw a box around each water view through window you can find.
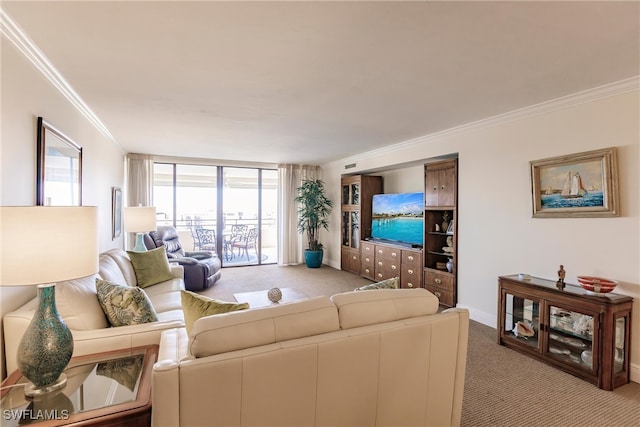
[153,163,277,266]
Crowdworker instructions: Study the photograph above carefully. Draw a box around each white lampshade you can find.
[0,206,99,285]
[124,206,156,233]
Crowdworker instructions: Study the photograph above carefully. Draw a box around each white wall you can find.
[321,87,640,382]
[0,39,125,378]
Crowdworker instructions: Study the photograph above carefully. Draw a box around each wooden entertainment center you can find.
[341,158,458,307]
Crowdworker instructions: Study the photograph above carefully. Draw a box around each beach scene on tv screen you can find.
[372,192,424,245]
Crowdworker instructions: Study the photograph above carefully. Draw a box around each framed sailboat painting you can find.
[530,147,619,218]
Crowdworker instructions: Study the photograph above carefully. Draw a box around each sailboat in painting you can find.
[561,171,587,199]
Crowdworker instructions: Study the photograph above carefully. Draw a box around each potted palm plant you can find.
[295,178,333,268]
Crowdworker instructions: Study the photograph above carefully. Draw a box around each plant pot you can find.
[304,250,324,268]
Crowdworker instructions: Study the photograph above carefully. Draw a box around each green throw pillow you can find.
[355,276,399,291]
[95,279,159,327]
[127,246,174,288]
[181,290,249,334]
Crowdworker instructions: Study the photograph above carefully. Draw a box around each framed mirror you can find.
[36,117,83,206]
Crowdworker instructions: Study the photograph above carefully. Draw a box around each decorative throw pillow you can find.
[127,247,174,288]
[354,276,399,291]
[96,279,159,327]
[181,290,249,334]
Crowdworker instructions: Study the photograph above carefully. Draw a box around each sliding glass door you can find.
[153,163,276,267]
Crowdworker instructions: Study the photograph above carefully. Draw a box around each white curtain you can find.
[277,164,319,265]
[125,153,154,248]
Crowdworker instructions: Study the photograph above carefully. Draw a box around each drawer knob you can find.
[365,257,370,262]
[377,273,383,278]
[407,283,414,288]
[441,185,445,190]
[352,255,357,260]
[364,268,370,274]
[378,261,383,266]
[392,252,397,257]
[434,291,442,298]
[408,255,414,261]
[434,278,442,284]
[391,265,397,270]
[408,269,414,275]
[378,250,383,254]
[433,186,437,191]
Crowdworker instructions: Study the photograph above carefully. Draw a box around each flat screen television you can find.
[371,192,424,246]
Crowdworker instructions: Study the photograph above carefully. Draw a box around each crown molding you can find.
[351,76,640,162]
[1,9,123,152]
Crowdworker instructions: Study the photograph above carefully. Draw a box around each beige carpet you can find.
[203,264,640,426]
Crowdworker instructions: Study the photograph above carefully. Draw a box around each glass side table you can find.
[1,345,157,427]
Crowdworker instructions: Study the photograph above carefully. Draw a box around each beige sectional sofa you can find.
[153,288,469,427]
[3,248,185,375]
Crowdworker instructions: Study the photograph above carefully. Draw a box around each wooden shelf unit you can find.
[340,174,382,275]
[423,159,458,307]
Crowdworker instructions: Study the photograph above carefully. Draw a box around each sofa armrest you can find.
[170,263,184,279]
[152,328,190,427]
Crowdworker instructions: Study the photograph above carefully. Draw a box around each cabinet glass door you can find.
[350,183,359,205]
[503,292,540,350]
[350,211,359,249]
[614,316,626,374]
[547,305,595,372]
[341,211,350,246]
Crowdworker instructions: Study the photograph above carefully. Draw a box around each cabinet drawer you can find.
[361,265,375,280]
[401,267,421,289]
[401,251,422,268]
[375,246,401,260]
[361,242,375,255]
[361,253,374,267]
[425,285,454,307]
[424,270,454,291]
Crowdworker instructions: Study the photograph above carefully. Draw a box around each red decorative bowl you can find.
[577,276,617,294]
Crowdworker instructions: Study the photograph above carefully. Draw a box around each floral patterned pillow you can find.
[96,279,158,327]
[354,276,399,291]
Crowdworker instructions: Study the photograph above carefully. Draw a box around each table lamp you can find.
[124,206,156,252]
[0,206,98,397]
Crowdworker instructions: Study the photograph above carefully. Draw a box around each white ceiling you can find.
[2,1,639,165]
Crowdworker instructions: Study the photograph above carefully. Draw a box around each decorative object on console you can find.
[530,147,619,218]
[556,264,566,290]
[0,206,98,397]
[446,258,453,273]
[295,178,333,268]
[267,287,283,302]
[576,276,617,294]
[124,206,156,252]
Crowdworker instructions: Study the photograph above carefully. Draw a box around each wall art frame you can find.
[530,147,619,218]
[36,117,83,206]
[112,187,122,239]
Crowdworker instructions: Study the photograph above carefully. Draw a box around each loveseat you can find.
[3,248,186,375]
[152,288,469,427]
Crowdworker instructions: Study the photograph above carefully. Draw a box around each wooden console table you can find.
[498,275,632,390]
[1,345,157,426]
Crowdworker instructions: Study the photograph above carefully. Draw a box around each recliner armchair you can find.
[144,226,221,291]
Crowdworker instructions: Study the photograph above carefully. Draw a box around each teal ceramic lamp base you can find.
[132,232,148,252]
[17,284,73,398]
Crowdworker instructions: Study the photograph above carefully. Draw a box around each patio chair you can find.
[230,227,258,261]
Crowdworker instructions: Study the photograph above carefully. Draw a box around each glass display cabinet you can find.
[340,175,382,274]
[498,275,632,390]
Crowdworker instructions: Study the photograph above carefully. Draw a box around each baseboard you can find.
[457,303,639,385]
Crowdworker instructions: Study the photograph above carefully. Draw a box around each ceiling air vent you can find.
[344,163,356,170]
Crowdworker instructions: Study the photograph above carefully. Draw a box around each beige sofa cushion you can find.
[56,273,108,330]
[104,248,139,286]
[189,297,339,358]
[330,288,439,329]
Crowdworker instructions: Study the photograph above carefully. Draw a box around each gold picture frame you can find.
[530,147,619,218]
